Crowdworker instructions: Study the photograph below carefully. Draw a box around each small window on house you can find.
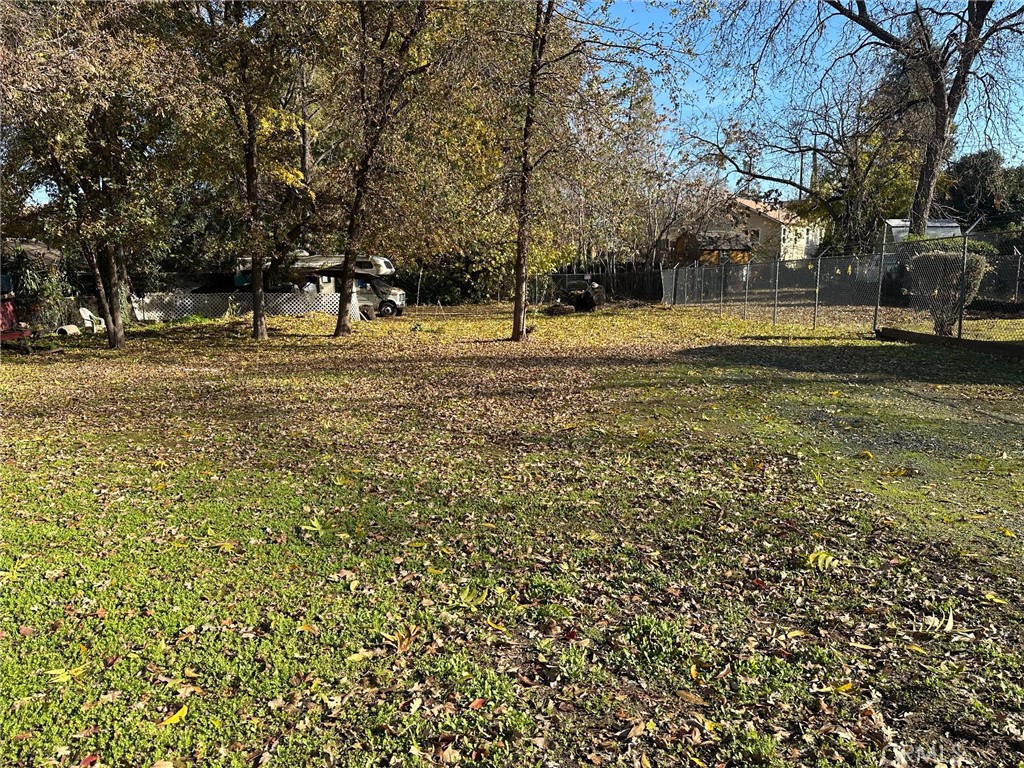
[745,228,760,243]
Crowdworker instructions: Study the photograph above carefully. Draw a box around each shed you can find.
[877,219,963,251]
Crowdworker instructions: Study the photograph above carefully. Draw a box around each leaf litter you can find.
[0,307,1022,766]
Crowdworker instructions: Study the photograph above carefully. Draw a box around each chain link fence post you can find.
[956,220,983,339]
[772,259,780,325]
[873,249,885,333]
[698,265,704,307]
[957,234,969,339]
[1015,247,1023,304]
[743,262,750,320]
[813,253,822,330]
[719,262,726,315]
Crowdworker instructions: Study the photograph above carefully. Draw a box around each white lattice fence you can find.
[131,292,348,322]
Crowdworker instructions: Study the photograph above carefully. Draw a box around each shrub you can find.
[910,251,988,336]
[4,245,72,332]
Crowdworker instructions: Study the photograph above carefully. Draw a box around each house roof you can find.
[734,197,803,225]
[1,238,62,267]
[696,231,753,252]
[882,219,962,242]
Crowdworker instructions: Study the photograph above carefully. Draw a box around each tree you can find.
[509,0,557,340]
[1,0,195,349]
[312,1,580,338]
[692,68,921,254]
[685,1,1024,236]
[292,0,433,338]
[569,73,734,269]
[941,149,1024,229]
[168,1,313,341]
[497,1,662,339]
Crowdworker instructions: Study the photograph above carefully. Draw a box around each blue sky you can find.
[603,0,1024,192]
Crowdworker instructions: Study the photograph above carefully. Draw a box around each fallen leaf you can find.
[675,690,707,706]
[157,704,188,727]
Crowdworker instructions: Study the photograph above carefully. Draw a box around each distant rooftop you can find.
[696,231,753,251]
[882,219,962,243]
[734,197,803,225]
[0,238,62,266]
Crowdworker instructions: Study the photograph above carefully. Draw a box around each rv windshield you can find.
[368,278,392,299]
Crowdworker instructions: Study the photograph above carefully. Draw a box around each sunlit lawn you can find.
[1,307,1023,767]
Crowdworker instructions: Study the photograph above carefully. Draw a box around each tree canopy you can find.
[3,0,1023,344]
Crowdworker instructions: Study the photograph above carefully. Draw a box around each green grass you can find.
[1,306,1023,767]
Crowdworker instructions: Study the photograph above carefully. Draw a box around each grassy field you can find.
[1,306,1023,768]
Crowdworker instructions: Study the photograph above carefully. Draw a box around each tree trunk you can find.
[295,60,314,253]
[333,150,372,337]
[243,103,268,341]
[511,194,530,340]
[85,245,114,335]
[101,242,125,349]
[511,0,554,342]
[909,117,950,237]
[333,254,356,337]
[119,253,132,299]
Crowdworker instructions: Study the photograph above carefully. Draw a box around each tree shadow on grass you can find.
[678,342,1024,387]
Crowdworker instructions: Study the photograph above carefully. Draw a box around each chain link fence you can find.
[873,235,1024,342]
[550,232,1023,346]
[658,257,880,329]
[127,292,360,323]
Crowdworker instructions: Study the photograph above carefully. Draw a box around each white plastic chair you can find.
[79,307,106,334]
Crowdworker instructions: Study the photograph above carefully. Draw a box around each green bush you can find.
[4,245,72,332]
[904,234,999,259]
[910,251,988,336]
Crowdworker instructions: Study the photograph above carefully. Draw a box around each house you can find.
[728,198,822,261]
[876,219,962,252]
[659,197,822,264]
[671,231,754,264]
